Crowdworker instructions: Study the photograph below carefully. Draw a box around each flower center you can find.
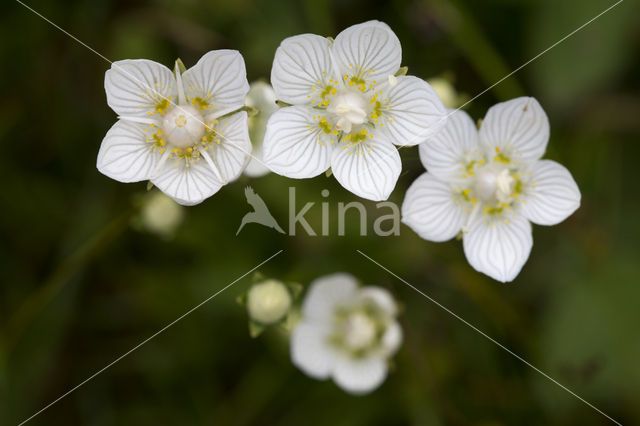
[162,104,206,149]
[474,164,515,203]
[342,312,377,351]
[327,90,369,133]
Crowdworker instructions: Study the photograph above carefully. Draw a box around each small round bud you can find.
[427,77,457,108]
[247,280,292,325]
[141,191,184,236]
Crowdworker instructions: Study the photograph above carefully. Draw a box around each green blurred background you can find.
[2,0,639,424]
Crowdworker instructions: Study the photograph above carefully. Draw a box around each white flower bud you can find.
[247,280,292,324]
[245,81,278,177]
[141,191,184,236]
[427,77,457,108]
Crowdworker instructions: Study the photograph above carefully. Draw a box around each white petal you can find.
[331,135,401,201]
[291,322,335,379]
[97,120,159,182]
[358,287,397,316]
[380,321,402,356]
[419,109,480,180]
[243,154,270,178]
[150,152,223,206]
[478,97,549,164]
[206,112,251,183]
[270,34,333,105]
[105,59,177,118]
[375,76,447,146]
[182,50,249,117]
[302,273,359,322]
[401,173,467,242]
[520,160,581,226]
[333,356,388,395]
[463,214,533,282]
[262,106,332,178]
[333,20,401,85]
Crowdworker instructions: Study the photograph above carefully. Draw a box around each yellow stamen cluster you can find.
[344,64,377,92]
[452,187,478,213]
[145,125,167,153]
[170,146,201,168]
[201,119,222,147]
[309,77,340,106]
[187,86,217,111]
[369,92,390,123]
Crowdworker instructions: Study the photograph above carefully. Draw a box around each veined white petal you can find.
[182,50,249,117]
[271,34,334,105]
[97,120,159,182]
[419,109,480,180]
[521,159,581,225]
[150,152,223,206]
[262,106,332,178]
[332,355,387,395]
[105,59,177,118]
[375,76,447,146]
[205,111,251,183]
[463,214,533,282]
[478,97,549,164]
[333,20,401,86]
[401,173,468,242]
[331,135,401,201]
[358,287,397,316]
[302,273,359,322]
[291,322,335,379]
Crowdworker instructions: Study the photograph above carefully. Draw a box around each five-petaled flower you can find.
[97,51,251,205]
[291,273,402,394]
[263,21,447,201]
[402,97,581,282]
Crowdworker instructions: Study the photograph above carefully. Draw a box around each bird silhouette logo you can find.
[236,186,286,235]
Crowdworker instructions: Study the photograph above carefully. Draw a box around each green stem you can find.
[0,204,140,357]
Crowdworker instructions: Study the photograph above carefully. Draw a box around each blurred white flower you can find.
[140,191,184,237]
[247,279,292,324]
[264,20,446,201]
[98,51,251,205]
[244,81,278,177]
[291,273,402,395]
[402,97,581,282]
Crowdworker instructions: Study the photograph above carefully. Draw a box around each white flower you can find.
[247,279,292,324]
[97,51,251,206]
[291,273,402,394]
[402,97,581,282]
[264,21,447,201]
[140,191,184,236]
[244,81,279,177]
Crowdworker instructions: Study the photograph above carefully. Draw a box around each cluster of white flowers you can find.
[95,18,583,397]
